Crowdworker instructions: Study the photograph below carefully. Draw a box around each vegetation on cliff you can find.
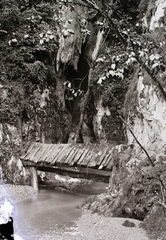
[0,0,166,239]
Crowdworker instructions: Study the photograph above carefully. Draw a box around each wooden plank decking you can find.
[21,142,115,171]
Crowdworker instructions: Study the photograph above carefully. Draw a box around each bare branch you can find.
[119,115,166,191]
[119,115,154,167]
[158,200,166,209]
[83,0,99,10]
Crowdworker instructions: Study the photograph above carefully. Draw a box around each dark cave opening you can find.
[33,49,53,65]
[65,55,89,92]
[64,55,90,125]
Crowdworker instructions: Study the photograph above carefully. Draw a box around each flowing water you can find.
[13,182,108,240]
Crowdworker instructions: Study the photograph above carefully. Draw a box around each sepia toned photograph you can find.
[0,0,166,239]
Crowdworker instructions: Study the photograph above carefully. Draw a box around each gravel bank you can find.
[34,213,150,240]
[63,213,150,240]
[0,184,150,240]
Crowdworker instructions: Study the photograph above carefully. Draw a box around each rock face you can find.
[125,0,166,156]
[93,98,111,143]
[127,75,166,155]
[0,0,101,181]
[149,0,166,31]
[0,1,113,162]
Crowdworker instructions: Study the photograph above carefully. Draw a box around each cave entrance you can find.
[64,55,90,126]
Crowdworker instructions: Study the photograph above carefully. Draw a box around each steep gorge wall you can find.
[82,2,166,235]
[0,0,107,182]
[0,0,166,186]
[127,74,166,155]
[126,0,166,155]
[0,1,74,181]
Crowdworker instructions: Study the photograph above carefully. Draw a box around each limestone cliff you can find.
[74,1,166,239]
[0,0,165,177]
[126,0,166,156]
[0,3,166,236]
[0,0,103,181]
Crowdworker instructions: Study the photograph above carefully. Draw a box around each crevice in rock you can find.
[64,50,90,127]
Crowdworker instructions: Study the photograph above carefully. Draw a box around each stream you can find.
[13,182,108,240]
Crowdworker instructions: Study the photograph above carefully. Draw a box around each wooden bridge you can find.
[20,142,116,191]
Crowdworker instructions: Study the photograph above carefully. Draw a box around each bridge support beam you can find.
[30,166,38,192]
